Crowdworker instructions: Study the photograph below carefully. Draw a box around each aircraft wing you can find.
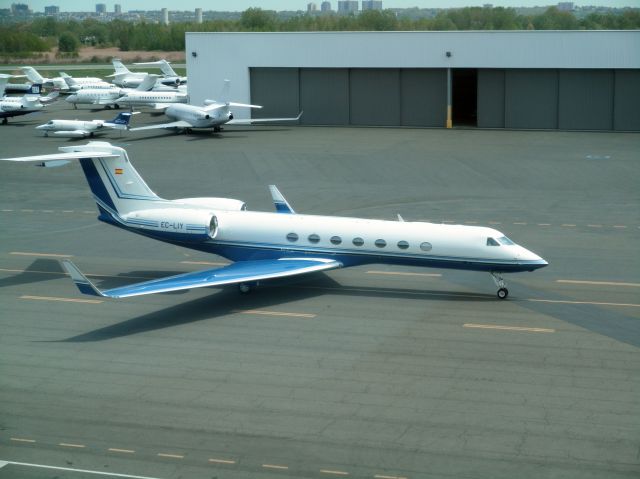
[62,257,342,298]
[129,120,193,131]
[94,98,117,105]
[227,111,303,125]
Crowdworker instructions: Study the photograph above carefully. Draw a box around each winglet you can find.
[60,260,106,297]
[269,185,296,214]
[397,214,404,222]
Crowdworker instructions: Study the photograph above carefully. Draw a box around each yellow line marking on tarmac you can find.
[613,225,627,229]
[513,222,527,225]
[157,453,184,459]
[556,279,640,287]
[62,210,74,213]
[527,298,640,308]
[10,438,36,443]
[21,209,34,212]
[366,270,441,277]
[464,324,555,333]
[375,475,408,479]
[537,223,551,226]
[488,221,501,225]
[59,443,86,448]
[587,224,602,228]
[561,224,576,227]
[2,209,14,212]
[42,210,54,213]
[20,295,103,304]
[11,251,73,258]
[108,448,135,454]
[180,260,228,266]
[320,470,349,476]
[233,309,316,319]
[262,464,289,470]
[208,458,236,465]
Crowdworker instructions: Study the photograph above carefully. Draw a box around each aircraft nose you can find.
[518,246,549,269]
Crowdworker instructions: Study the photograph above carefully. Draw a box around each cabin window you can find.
[397,240,409,250]
[308,234,320,244]
[330,236,342,245]
[352,237,364,247]
[420,242,432,252]
[375,239,387,248]
[498,236,515,246]
[286,232,298,242]
[487,237,500,246]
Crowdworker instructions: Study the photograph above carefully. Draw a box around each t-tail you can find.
[0,142,160,223]
[111,59,132,76]
[105,112,134,130]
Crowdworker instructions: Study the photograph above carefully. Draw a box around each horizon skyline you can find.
[11,1,637,13]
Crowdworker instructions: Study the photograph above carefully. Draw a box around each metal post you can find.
[446,68,452,129]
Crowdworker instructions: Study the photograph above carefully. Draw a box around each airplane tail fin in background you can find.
[219,79,231,103]
[60,72,77,87]
[158,60,177,77]
[0,142,161,220]
[135,74,158,91]
[106,112,135,130]
[112,59,131,76]
[21,67,45,84]
[26,83,43,95]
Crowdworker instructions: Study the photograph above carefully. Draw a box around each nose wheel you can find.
[491,272,509,300]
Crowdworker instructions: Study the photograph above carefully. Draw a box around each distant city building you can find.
[362,1,382,11]
[195,7,202,23]
[95,3,106,14]
[483,3,493,8]
[44,5,59,15]
[11,3,30,14]
[308,3,317,12]
[557,2,574,11]
[162,7,169,25]
[114,4,121,14]
[321,1,331,12]
[337,1,358,14]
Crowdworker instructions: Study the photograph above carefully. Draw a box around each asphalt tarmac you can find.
[1,101,639,479]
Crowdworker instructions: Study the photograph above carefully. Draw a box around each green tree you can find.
[58,31,79,52]
[240,8,277,31]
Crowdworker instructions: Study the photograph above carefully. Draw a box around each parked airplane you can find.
[36,112,134,138]
[134,60,187,85]
[130,81,301,133]
[114,88,188,110]
[0,73,32,94]
[0,84,57,124]
[0,142,547,299]
[107,59,149,88]
[21,66,69,91]
[60,72,111,92]
[65,75,157,109]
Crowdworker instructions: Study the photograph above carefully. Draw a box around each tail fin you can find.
[60,72,78,87]
[112,59,131,76]
[105,112,134,130]
[0,142,161,220]
[135,74,158,91]
[26,83,43,95]
[219,79,231,103]
[158,60,177,77]
[21,66,45,84]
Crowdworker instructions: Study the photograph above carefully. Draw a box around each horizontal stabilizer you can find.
[61,258,342,299]
[130,120,193,131]
[228,102,263,109]
[0,151,117,163]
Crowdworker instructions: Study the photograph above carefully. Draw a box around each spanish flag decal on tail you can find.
[115,168,123,175]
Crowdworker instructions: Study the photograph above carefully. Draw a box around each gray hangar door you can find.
[400,69,447,127]
[349,69,401,126]
[299,69,349,125]
[477,70,505,128]
[505,70,558,129]
[559,70,614,130]
[614,70,640,131]
[249,68,300,119]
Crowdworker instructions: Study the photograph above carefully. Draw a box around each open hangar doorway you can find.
[451,69,478,127]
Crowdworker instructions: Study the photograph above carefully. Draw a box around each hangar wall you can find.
[186,31,640,131]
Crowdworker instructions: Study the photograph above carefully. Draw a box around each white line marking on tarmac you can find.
[375,475,408,479]
[10,251,73,258]
[20,295,103,304]
[10,438,35,443]
[108,448,135,454]
[320,470,350,476]
[527,298,640,308]
[208,458,236,465]
[0,460,164,479]
[157,453,184,459]
[233,309,316,319]
[464,324,555,333]
[262,464,289,470]
[366,270,442,277]
[556,279,640,288]
[59,442,85,448]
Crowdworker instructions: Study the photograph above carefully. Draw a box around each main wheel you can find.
[497,288,509,300]
[238,283,251,294]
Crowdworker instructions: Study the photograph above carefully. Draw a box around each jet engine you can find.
[122,209,219,240]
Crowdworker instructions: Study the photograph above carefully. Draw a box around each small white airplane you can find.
[0,142,547,299]
[65,75,157,109]
[0,73,32,95]
[114,88,188,110]
[60,72,111,92]
[134,60,187,86]
[36,112,134,138]
[130,80,301,133]
[0,84,57,124]
[21,66,69,91]
[107,59,150,88]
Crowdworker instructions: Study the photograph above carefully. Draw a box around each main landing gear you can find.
[491,272,509,300]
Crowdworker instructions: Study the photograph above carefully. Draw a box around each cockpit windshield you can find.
[487,236,515,246]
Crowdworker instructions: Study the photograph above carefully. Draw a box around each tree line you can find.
[1,7,638,57]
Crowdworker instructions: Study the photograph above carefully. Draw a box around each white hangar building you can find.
[186,30,640,131]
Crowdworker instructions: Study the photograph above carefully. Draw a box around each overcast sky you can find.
[19,1,636,12]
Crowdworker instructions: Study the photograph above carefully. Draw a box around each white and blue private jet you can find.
[0,142,547,299]
[36,112,134,138]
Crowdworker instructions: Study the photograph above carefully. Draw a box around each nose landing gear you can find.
[491,272,509,300]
